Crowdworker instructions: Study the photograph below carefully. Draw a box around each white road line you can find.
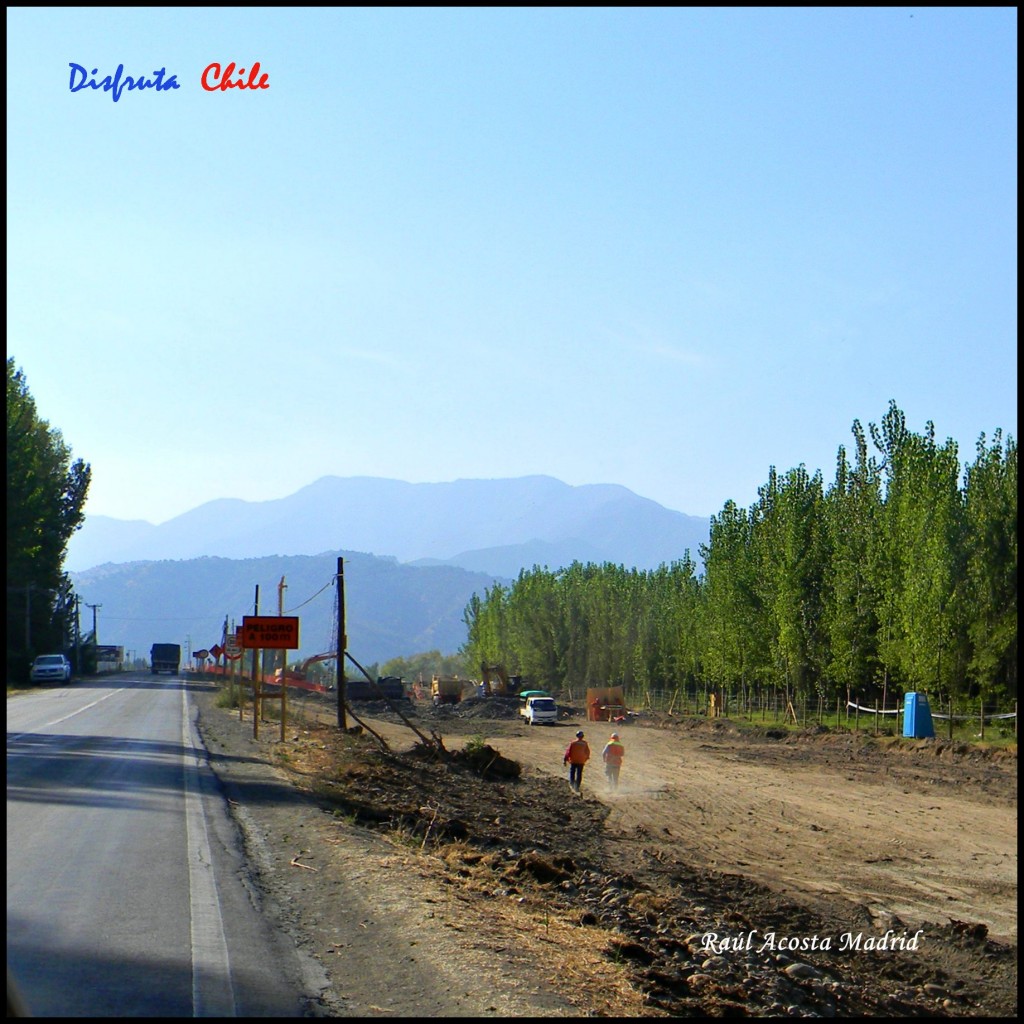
[181,688,236,1017]
[7,690,122,742]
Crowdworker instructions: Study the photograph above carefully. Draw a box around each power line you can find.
[285,577,336,613]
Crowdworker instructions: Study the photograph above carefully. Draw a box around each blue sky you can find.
[7,8,1017,524]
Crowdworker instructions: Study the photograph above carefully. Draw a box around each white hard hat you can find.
[611,732,619,739]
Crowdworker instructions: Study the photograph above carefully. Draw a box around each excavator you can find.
[479,662,523,697]
[299,651,338,687]
[269,652,336,692]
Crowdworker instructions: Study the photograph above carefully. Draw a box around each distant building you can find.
[95,645,124,671]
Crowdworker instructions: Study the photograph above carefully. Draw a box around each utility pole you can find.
[231,617,238,710]
[251,586,261,739]
[278,575,288,742]
[336,557,347,730]
[85,603,102,646]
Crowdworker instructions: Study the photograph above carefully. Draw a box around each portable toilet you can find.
[903,692,935,739]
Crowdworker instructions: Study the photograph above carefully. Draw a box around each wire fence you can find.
[635,686,1018,740]
[190,663,1017,744]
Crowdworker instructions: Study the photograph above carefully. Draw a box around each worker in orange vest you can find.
[563,730,591,794]
[602,732,625,790]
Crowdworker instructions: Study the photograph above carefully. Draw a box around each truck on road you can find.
[150,643,181,675]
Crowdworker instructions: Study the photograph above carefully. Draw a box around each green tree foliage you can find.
[821,423,882,697]
[462,582,510,669]
[462,558,703,696]
[637,557,702,692]
[872,407,966,695]
[379,649,470,681]
[7,359,91,673]
[699,501,765,690]
[507,567,564,683]
[460,401,1016,708]
[962,431,1017,701]
[751,466,827,698]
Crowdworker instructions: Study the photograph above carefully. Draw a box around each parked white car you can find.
[30,654,72,683]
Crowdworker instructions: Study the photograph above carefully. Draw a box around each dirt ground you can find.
[193,685,1017,1017]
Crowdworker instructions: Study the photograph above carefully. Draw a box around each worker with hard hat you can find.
[602,731,625,790]
[563,730,591,794]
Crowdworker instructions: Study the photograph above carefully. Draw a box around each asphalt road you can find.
[6,674,327,1017]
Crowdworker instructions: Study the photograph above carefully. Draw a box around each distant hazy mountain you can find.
[68,551,499,667]
[66,475,710,576]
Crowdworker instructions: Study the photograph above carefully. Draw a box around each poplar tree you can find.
[558,561,592,687]
[822,421,882,699]
[872,404,965,694]
[7,358,91,671]
[751,465,827,700]
[460,401,1014,710]
[506,567,563,686]
[963,430,1017,701]
[699,500,765,691]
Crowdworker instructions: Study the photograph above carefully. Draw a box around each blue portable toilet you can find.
[903,692,935,738]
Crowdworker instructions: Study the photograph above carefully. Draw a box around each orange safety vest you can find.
[565,739,591,765]
[603,740,624,766]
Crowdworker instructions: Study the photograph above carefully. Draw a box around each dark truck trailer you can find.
[150,643,181,674]
[344,676,405,701]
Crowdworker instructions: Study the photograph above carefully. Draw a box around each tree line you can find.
[462,402,1016,707]
[7,359,91,678]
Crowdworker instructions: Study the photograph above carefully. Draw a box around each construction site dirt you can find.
[192,684,1017,1017]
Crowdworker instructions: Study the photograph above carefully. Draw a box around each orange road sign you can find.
[241,615,299,650]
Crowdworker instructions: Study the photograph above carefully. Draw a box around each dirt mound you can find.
[447,695,523,720]
[450,741,521,779]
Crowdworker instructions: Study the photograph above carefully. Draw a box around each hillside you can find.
[66,475,709,577]
[68,551,499,667]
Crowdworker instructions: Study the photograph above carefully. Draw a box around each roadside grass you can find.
[637,688,1018,751]
[690,709,1018,750]
[215,686,243,709]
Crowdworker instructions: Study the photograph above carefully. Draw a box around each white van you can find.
[520,695,558,725]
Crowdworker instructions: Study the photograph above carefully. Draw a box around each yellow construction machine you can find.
[430,675,466,705]
[480,663,523,697]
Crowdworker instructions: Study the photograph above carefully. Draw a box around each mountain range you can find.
[68,551,494,669]
[66,476,710,666]
[66,475,709,577]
